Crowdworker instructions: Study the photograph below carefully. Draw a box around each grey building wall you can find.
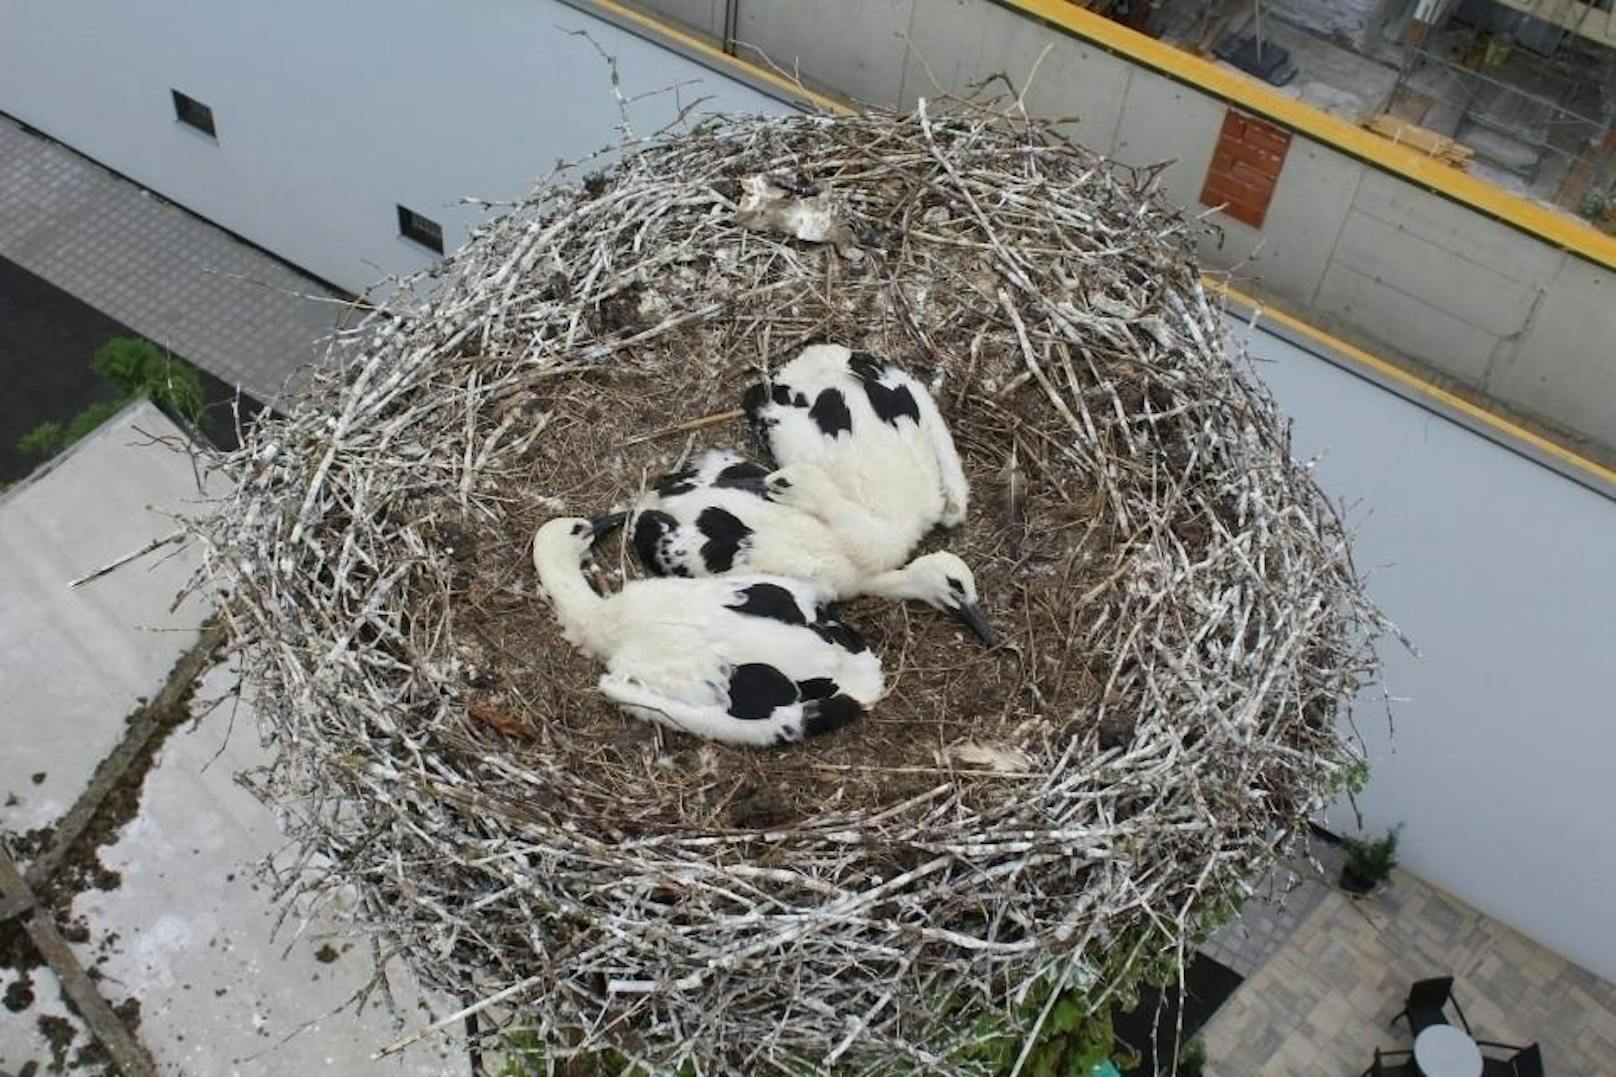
[0,0,791,296]
[1253,321,1616,986]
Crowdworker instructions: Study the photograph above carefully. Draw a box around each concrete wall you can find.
[624,0,1616,456]
[1265,0,1388,49]
[639,0,728,40]
[1247,318,1616,985]
[0,0,789,295]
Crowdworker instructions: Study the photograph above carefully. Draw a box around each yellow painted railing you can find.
[1213,281,1616,488]
[586,0,852,114]
[996,0,1616,272]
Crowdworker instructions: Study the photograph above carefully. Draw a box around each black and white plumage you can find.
[734,344,989,638]
[532,516,882,746]
[743,344,971,574]
[627,447,993,642]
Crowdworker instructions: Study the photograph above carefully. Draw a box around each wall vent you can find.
[171,90,216,138]
[397,205,444,254]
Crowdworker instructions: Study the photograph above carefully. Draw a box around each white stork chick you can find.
[628,447,994,643]
[742,341,980,582]
[532,516,882,746]
[743,344,970,553]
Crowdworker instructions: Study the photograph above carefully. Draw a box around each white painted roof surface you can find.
[0,401,213,833]
[67,664,469,1076]
[0,401,467,1075]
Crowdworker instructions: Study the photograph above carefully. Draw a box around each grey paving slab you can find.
[1202,870,1616,1075]
[0,403,468,1074]
[0,403,214,835]
[65,665,469,1076]
[1197,841,1343,980]
[0,115,350,406]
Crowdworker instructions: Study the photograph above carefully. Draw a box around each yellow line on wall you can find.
[1211,279,1616,487]
[998,0,1616,274]
[585,0,852,115]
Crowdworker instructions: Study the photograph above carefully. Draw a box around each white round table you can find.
[1414,1025,1483,1077]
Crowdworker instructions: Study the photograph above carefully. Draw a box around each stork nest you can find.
[190,102,1387,1074]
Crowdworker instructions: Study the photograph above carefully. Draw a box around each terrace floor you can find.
[1200,864,1616,1075]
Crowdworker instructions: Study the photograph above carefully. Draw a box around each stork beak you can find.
[587,512,628,543]
[952,600,997,646]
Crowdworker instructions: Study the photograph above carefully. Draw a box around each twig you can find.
[372,976,544,1060]
[622,408,746,446]
[67,528,185,588]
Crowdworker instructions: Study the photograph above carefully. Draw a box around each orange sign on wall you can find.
[1201,109,1292,228]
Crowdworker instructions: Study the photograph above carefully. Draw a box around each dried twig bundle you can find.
[187,102,1387,1074]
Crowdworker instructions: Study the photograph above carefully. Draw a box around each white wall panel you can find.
[1244,320,1616,982]
[0,0,788,293]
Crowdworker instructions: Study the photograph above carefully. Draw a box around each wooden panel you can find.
[1365,114,1473,169]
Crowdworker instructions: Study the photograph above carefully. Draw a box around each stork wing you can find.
[598,673,797,746]
[911,379,970,527]
[647,448,770,500]
[844,350,969,526]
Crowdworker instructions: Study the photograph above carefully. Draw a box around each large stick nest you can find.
[191,103,1385,1073]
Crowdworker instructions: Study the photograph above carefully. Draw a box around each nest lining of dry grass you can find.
[188,101,1386,1074]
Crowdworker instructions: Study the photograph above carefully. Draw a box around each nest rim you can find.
[192,101,1385,1074]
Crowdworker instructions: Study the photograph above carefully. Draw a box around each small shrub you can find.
[1341,824,1402,894]
[92,337,204,424]
[1177,1035,1207,1076]
[15,338,209,462]
[18,421,65,458]
[63,399,127,444]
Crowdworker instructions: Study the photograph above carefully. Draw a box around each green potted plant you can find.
[1340,824,1402,895]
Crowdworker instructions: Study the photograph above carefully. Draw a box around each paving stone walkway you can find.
[0,113,350,405]
[1201,866,1616,1075]
[1197,841,1345,979]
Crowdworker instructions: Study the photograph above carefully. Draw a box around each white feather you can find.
[750,344,970,550]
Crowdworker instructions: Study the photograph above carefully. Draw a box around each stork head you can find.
[532,513,626,567]
[898,552,995,645]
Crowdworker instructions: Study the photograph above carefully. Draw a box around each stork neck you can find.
[863,564,930,604]
[532,542,605,644]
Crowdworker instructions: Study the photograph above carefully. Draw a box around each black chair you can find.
[1478,1041,1543,1077]
[1390,975,1472,1036]
[1361,1047,1418,1077]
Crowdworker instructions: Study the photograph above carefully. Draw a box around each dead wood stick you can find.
[0,847,159,1077]
[67,528,186,589]
[623,408,745,446]
[372,974,545,1060]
